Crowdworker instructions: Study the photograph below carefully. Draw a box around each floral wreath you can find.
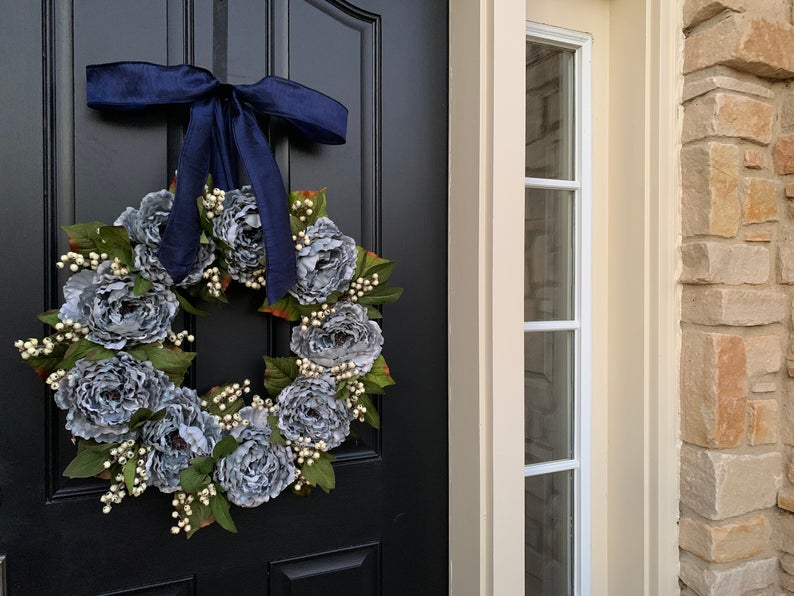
[15,182,400,537]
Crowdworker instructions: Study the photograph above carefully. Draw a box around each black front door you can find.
[0,1,448,594]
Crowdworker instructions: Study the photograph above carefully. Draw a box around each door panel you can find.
[0,1,447,594]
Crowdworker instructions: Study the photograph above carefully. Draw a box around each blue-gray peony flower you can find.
[214,411,295,507]
[290,302,383,375]
[277,374,353,449]
[54,352,173,443]
[211,186,266,283]
[141,387,223,493]
[289,217,357,305]
[59,261,179,350]
[115,190,215,286]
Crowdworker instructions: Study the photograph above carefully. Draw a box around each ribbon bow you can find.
[86,61,348,303]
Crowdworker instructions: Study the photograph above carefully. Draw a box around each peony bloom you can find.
[59,261,178,350]
[289,217,357,305]
[290,302,383,375]
[54,352,173,443]
[277,374,352,449]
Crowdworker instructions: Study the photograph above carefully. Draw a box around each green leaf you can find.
[37,310,61,328]
[126,344,196,385]
[133,274,153,296]
[287,188,328,228]
[365,306,382,319]
[179,463,212,494]
[59,338,114,370]
[363,260,397,283]
[190,456,216,475]
[123,456,137,493]
[173,289,210,317]
[301,456,335,493]
[258,293,302,321]
[263,356,300,397]
[267,416,286,445]
[128,408,154,430]
[210,493,237,533]
[334,383,351,401]
[62,222,105,254]
[149,408,167,423]
[356,284,404,306]
[98,225,134,267]
[63,441,116,478]
[22,342,68,380]
[212,436,238,459]
[359,355,396,392]
[357,393,381,429]
[184,500,213,539]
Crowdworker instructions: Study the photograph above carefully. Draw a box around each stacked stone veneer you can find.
[680,1,794,594]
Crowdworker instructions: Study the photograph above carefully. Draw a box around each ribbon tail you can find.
[158,97,216,284]
[210,100,238,190]
[230,98,297,303]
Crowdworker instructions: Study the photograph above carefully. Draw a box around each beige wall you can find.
[449,0,681,593]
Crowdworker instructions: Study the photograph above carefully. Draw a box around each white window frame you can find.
[524,22,592,596]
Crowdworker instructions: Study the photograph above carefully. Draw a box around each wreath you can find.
[14,182,401,537]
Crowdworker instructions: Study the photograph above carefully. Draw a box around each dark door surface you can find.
[0,1,447,594]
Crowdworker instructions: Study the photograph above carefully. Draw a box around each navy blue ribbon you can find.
[86,61,347,303]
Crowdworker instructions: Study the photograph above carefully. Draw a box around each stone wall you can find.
[680,1,794,594]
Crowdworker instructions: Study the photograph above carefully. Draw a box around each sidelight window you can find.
[524,23,591,596]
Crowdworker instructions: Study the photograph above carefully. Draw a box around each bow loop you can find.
[86,61,348,303]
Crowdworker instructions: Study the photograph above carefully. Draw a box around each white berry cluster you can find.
[201,186,225,219]
[56,250,107,272]
[201,380,252,429]
[99,441,152,513]
[290,196,315,223]
[169,491,197,534]
[240,267,266,290]
[346,273,379,303]
[109,257,130,276]
[202,266,223,297]
[166,329,195,347]
[299,303,333,331]
[45,368,67,391]
[342,380,368,421]
[14,319,88,360]
[292,229,311,251]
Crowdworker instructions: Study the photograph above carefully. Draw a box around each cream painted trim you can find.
[645,0,682,593]
[448,0,525,594]
[449,0,680,594]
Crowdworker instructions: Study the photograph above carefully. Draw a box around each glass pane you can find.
[525,471,574,596]
[524,188,574,321]
[525,331,574,464]
[526,41,575,180]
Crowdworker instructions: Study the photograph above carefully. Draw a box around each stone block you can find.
[680,444,783,519]
[683,66,775,103]
[682,287,788,326]
[780,487,794,513]
[777,229,794,283]
[782,573,794,594]
[744,230,772,242]
[743,149,765,169]
[682,142,741,238]
[679,553,777,596]
[748,399,778,445]
[683,93,774,144]
[775,135,794,175]
[681,332,747,448]
[778,511,794,554]
[781,389,794,445]
[742,178,779,224]
[681,242,769,284]
[684,0,792,29]
[745,335,782,376]
[782,553,794,575]
[787,183,794,198]
[751,381,777,394]
[679,514,771,562]
[685,14,794,79]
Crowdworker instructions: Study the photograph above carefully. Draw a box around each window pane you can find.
[524,188,574,322]
[525,471,574,596]
[525,331,574,464]
[526,42,575,180]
